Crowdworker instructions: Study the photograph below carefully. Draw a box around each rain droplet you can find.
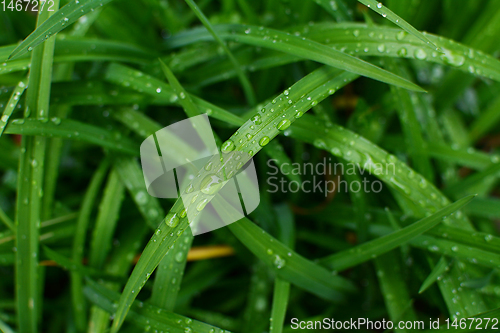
[259,136,270,147]
[273,255,286,269]
[396,31,407,41]
[200,174,223,194]
[175,251,184,262]
[165,213,179,228]
[277,119,291,131]
[440,50,465,67]
[221,139,235,153]
[251,114,262,125]
[197,198,209,211]
[414,49,427,60]
[397,47,408,57]
[135,191,148,205]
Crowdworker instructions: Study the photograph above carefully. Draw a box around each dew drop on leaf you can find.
[221,139,235,153]
[259,136,270,147]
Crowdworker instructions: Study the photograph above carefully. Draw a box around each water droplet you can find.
[200,174,223,194]
[273,255,286,269]
[175,251,184,262]
[156,87,162,93]
[259,136,270,147]
[148,208,159,219]
[1,115,9,122]
[251,114,262,125]
[396,31,407,41]
[277,119,291,131]
[197,198,209,211]
[51,117,61,125]
[397,47,408,57]
[165,213,179,227]
[377,44,386,52]
[135,191,148,205]
[377,2,382,8]
[221,139,235,153]
[28,47,33,52]
[353,30,360,37]
[185,184,194,193]
[440,50,465,67]
[414,49,427,60]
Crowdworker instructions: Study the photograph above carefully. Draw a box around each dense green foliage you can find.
[1,0,500,332]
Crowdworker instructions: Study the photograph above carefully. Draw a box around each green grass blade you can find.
[88,169,125,269]
[269,278,290,333]
[104,63,244,126]
[312,0,351,21]
[374,251,418,333]
[43,246,123,282]
[15,1,59,331]
[427,143,496,171]
[159,59,201,118]
[183,0,256,105]
[167,24,424,91]
[88,214,149,333]
[150,229,193,310]
[168,23,500,83]
[444,163,500,198]
[418,256,452,294]
[320,195,476,271]
[71,159,110,331]
[4,118,138,155]
[0,205,15,232]
[386,59,433,181]
[109,203,191,333]
[228,217,356,300]
[269,204,293,333]
[469,95,500,143]
[0,78,27,137]
[8,0,117,60]
[113,156,164,229]
[357,0,438,50]
[241,261,272,333]
[1,39,155,75]
[85,279,230,333]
